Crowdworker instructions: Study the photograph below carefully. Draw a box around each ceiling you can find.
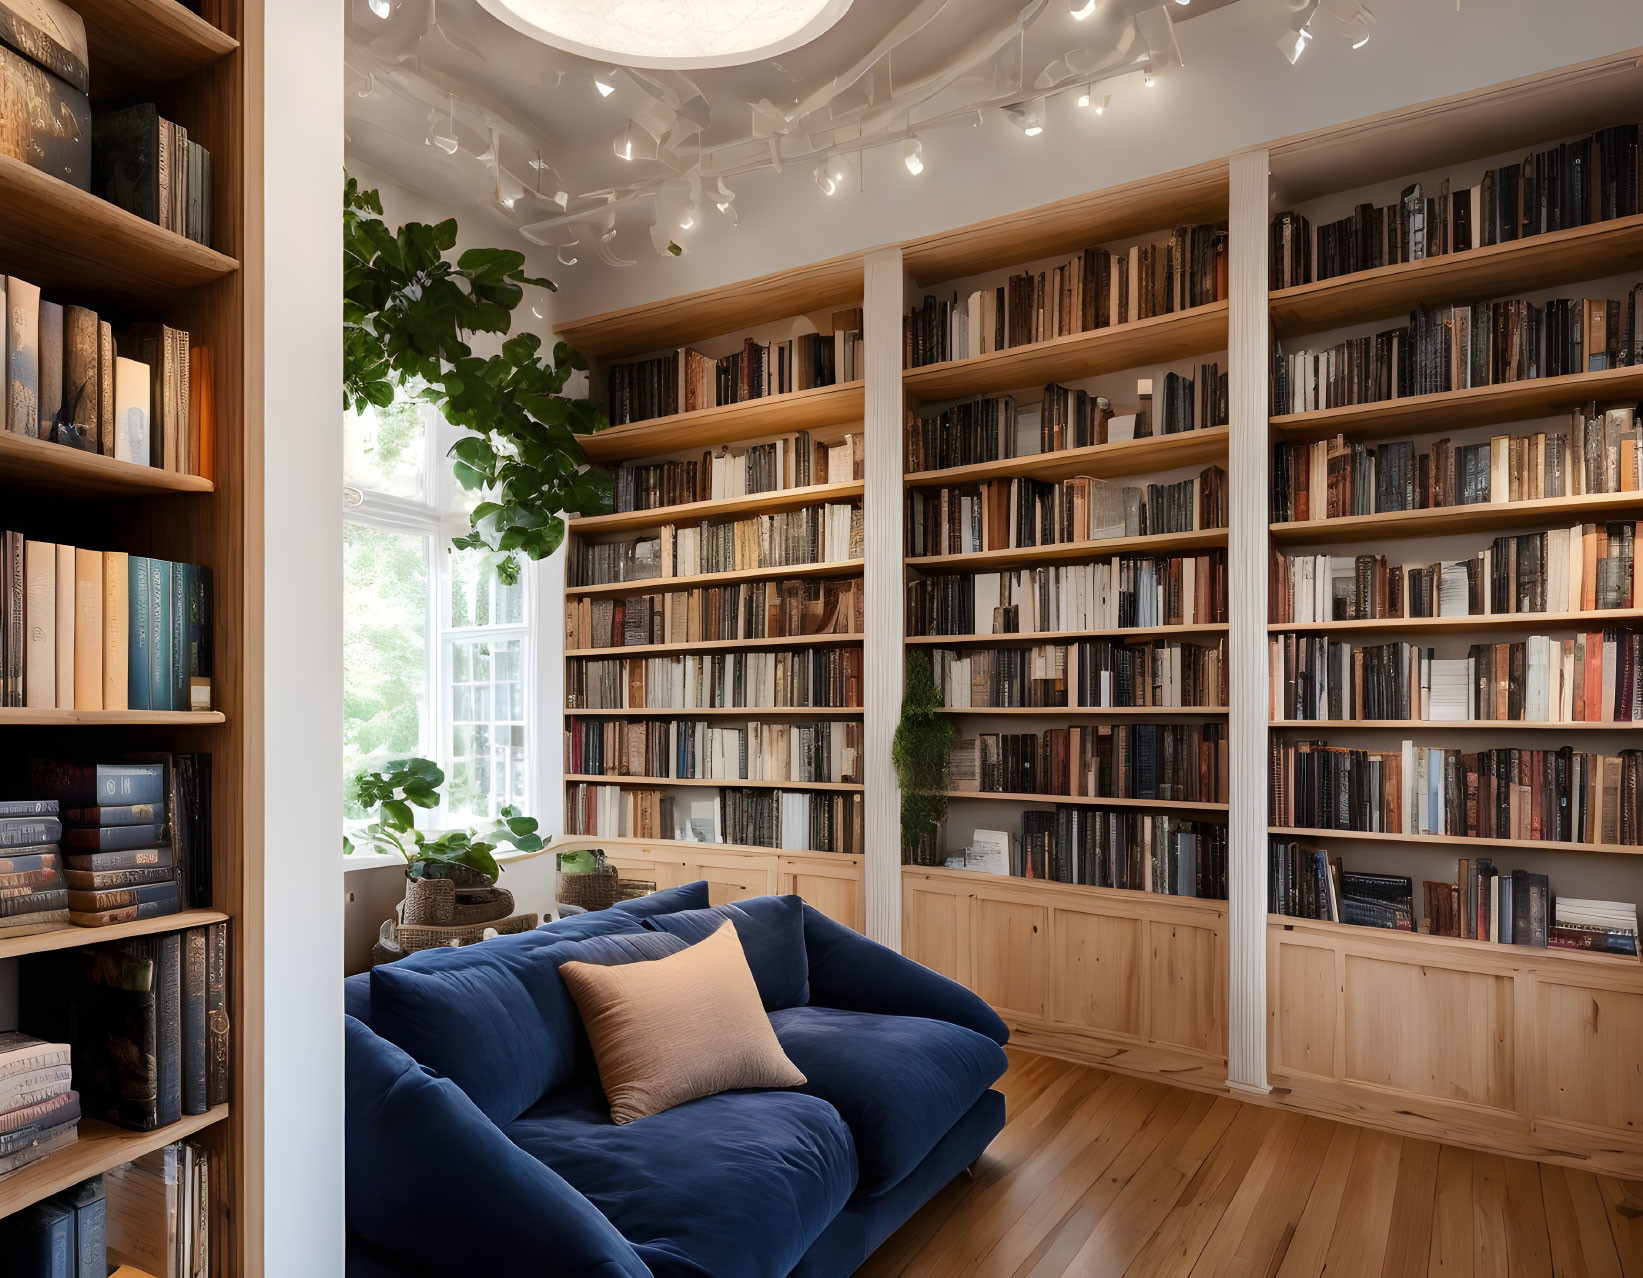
[343,0,1246,264]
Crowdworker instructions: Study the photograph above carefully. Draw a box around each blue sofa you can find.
[344,883,1010,1278]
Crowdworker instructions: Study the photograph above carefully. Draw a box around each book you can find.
[24,539,55,708]
[65,803,159,827]
[66,883,180,913]
[0,1197,74,1272]
[113,356,151,466]
[38,297,62,440]
[181,927,206,1116]
[0,41,89,190]
[64,846,171,872]
[205,922,228,1107]
[8,274,39,437]
[63,865,174,891]
[55,544,74,710]
[30,761,165,808]
[54,1175,107,1278]
[0,0,90,95]
[63,825,161,852]
[68,893,181,926]
[0,1032,72,1112]
[72,547,102,711]
[61,303,99,451]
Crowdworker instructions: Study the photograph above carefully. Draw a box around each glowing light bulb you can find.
[904,137,924,176]
[1070,0,1096,18]
[367,0,391,17]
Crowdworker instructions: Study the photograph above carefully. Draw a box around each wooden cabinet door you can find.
[903,878,972,986]
[1051,907,1143,1038]
[681,851,779,905]
[780,855,863,931]
[972,896,1048,1022]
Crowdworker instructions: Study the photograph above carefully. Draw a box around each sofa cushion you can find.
[609,879,710,919]
[641,896,809,1010]
[769,1005,1008,1194]
[505,1075,857,1278]
[345,1016,650,1278]
[369,914,655,1126]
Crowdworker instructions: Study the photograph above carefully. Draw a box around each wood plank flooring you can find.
[857,1050,1643,1278]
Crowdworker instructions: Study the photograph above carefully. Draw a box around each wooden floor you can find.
[858,1050,1643,1278]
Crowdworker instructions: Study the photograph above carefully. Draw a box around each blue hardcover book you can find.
[170,562,189,712]
[157,929,182,1126]
[148,558,170,712]
[128,555,151,711]
[3,1199,73,1276]
[50,1176,104,1278]
[191,563,213,684]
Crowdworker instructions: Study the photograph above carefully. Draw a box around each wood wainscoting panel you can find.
[972,897,1049,1022]
[902,875,971,986]
[779,854,865,932]
[1050,908,1143,1038]
[682,851,781,905]
[1147,919,1227,1055]
[1271,940,1338,1080]
[1531,977,1643,1138]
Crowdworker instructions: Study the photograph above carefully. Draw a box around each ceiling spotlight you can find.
[904,136,924,176]
[712,177,735,213]
[1339,10,1375,45]
[1141,65,1157,87]
[1070,0,1097,18]
[815,151,850,194]
[367,0,392,16]
[1004,98,1046,136]
[1081,89,1111,114]
[615,122,635,160]
[1277,24,1313,63]
[814,161,838,196]
[594,76,615,97]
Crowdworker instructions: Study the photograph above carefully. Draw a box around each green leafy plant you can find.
[343,175,612,583]
[892,651,958,852]
[344,756,544,882]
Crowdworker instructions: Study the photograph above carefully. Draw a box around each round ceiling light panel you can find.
[475,0,855,70]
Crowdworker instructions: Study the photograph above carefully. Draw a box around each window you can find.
[343,391,535,830]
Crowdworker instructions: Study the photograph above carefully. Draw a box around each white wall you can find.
[258,0,345,1273]
[549,0,1643,320]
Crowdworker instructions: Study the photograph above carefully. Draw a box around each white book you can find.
[23,540,54,708]
[54,543,73,710]
[114,355,151,465]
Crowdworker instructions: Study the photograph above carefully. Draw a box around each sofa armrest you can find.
[800,905,1009,1045]
[346,1016,650,1278]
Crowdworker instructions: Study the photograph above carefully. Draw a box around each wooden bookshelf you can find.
[1269,212,1643,338]
[0,910,230,962]
[566,633,863,658]
[0,709,225,726]
[904,426,1229,488]
[579,382,865,463]
[1271,718,1643,731]
[1269,607,1643,636]
[1268,825,1643,857]
[1270,913,1638,970]
[1270,489,1643,543]
[569,481,863,533]
[565,557,864,598]
[76,0,238,99]
[1270,364,1643,445]
[566,706,862,719]
[902,303,1228,401]
[939,705,1227,717]
[906,528,1226,573]
[0,1106,229,1220]
[906,623,1228,646]
[0,430,215,497]
[948,791,1229,815]
[563,775,864,793]
[910,862,1230,916]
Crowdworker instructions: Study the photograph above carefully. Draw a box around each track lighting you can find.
[1076,86,1110,115]
[814,161,837,196]
[1070,0,1096,18]
[815,152,851,195]
[1141,65,1157,87]
[903,137,924,176]
[1003,98,1046,136]
[1276,25,1312,63]
[367,0,392,17]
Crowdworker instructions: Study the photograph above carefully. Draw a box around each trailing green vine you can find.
[892,651,958,854]
[343,175,612,583]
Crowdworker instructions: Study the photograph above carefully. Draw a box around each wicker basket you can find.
[402,877,516,927]
[393,912,540,956]
[615,878,657,903]
[560,865,619,912]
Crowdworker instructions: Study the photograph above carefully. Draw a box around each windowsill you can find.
[341,845,557,875]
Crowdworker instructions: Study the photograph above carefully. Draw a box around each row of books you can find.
[1269,631,1643,724]
[945,813,1227,899]
[1270,408,1643,523]
[1270,839,1639,958]
[0,1033,76,1177]
[565,578,863,650]
[2,278,205,476]
[564,783,864,854]
[0,538,213,712]
[573,503,862,586]
[904,467,1227,558]
[565,649,863,711]
[902,223,1228,366]
[565,716,863,785]
[928,637,1226,710]
[96,103,214,247]
[906,552,1226,636]
[1269,122,1643,288]
[605,313,864,425]
[1270,526,1640,625]
[1270,739,1643,846]
[950,723,1228,804]
[1270,291,1643,415]
[607,430,862,513]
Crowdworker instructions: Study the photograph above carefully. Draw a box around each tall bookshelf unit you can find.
[0,0,254,1266]
[556,49,1643,1176]
[557,262,872,928]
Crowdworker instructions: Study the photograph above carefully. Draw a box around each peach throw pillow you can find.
[558,919,805,1124]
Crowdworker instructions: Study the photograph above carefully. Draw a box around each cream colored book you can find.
[23,540,54,708]
[74,546,103,710]
[55,542,74,708]
[103,550,130,710]
[8,276,39,437]
[114,355,152,465]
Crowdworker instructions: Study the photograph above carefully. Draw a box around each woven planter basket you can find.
[560,864,619,912]
[403,877,516,927]
[394,912,540,955]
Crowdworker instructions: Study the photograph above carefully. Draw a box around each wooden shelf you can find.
[566,706,862,719]
[948,791,1229,815]
[0,709,224,726]
[0,431,213,498]
[1268,607,1643,637]
[0,908,230,962]
[77,0,239,101]
[906,528,1226,573]
[564,775,863,793]
[0,1106,229,1219]
[579,383,865,464]
[569,833,856,860]
[904,862,1230,917]
[569,481,862,534]
[1270,490,1643,543]
[907,623,1228,646]
[1269,213,1643,339]
[940,705,1227,717]
[0,154,238,306]
[1268,914,1640,972]
[567,633,863,659]
[566,558,863,598]
[1271,719,1643,731]
[904,426,1229,488]
[1268,825,1643,857]
[1269,364,1643,444]
[902,303,1228,401]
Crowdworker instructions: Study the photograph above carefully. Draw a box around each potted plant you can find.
[892,651,957,866]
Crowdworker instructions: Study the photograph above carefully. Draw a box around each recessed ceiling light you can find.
[476,0,854,71]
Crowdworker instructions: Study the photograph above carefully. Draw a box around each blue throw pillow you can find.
[642,896,810,1010]
[609,879,710,919]
[345,1016,650,1278]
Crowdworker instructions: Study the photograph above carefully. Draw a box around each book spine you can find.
[149,558,169,712]
[128,556,150,710]
[183,926,207,1115]
[206,921,229,1107]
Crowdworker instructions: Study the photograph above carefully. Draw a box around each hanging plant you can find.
[343,175,612,583]
[892,651,958,857]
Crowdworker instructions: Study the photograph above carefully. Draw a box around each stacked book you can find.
[0,1174,105,1273]
[1008,809,1227,898]
[949,722,1227,803]
[608,430,863,512]
[564,577,863,649]
[566,717,863,785]
[572,502,862,585]
[0,1033,78,1177]
[93,104,214,246]
[1268,842,1416,929]
[563,783,865,854]
[566,648,862,711]
[1425,858,1551,944]
[1551,898,1640,958]
[928,637,1226,709]
[0,800,69,937]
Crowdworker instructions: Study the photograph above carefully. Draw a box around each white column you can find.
[1226,148,1272,1094]
[863,248,906,948]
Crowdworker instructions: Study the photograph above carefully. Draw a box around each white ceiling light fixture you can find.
[1278,0,1321,63]
[1069,0,1097,19]
[1141,64,1157,87]
[476,0,854,71]
[1320,0,1376,46]
[593,74,616,97]
[367,0,392,18]
[1003,98,1046,136]
[903,136,925,176]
